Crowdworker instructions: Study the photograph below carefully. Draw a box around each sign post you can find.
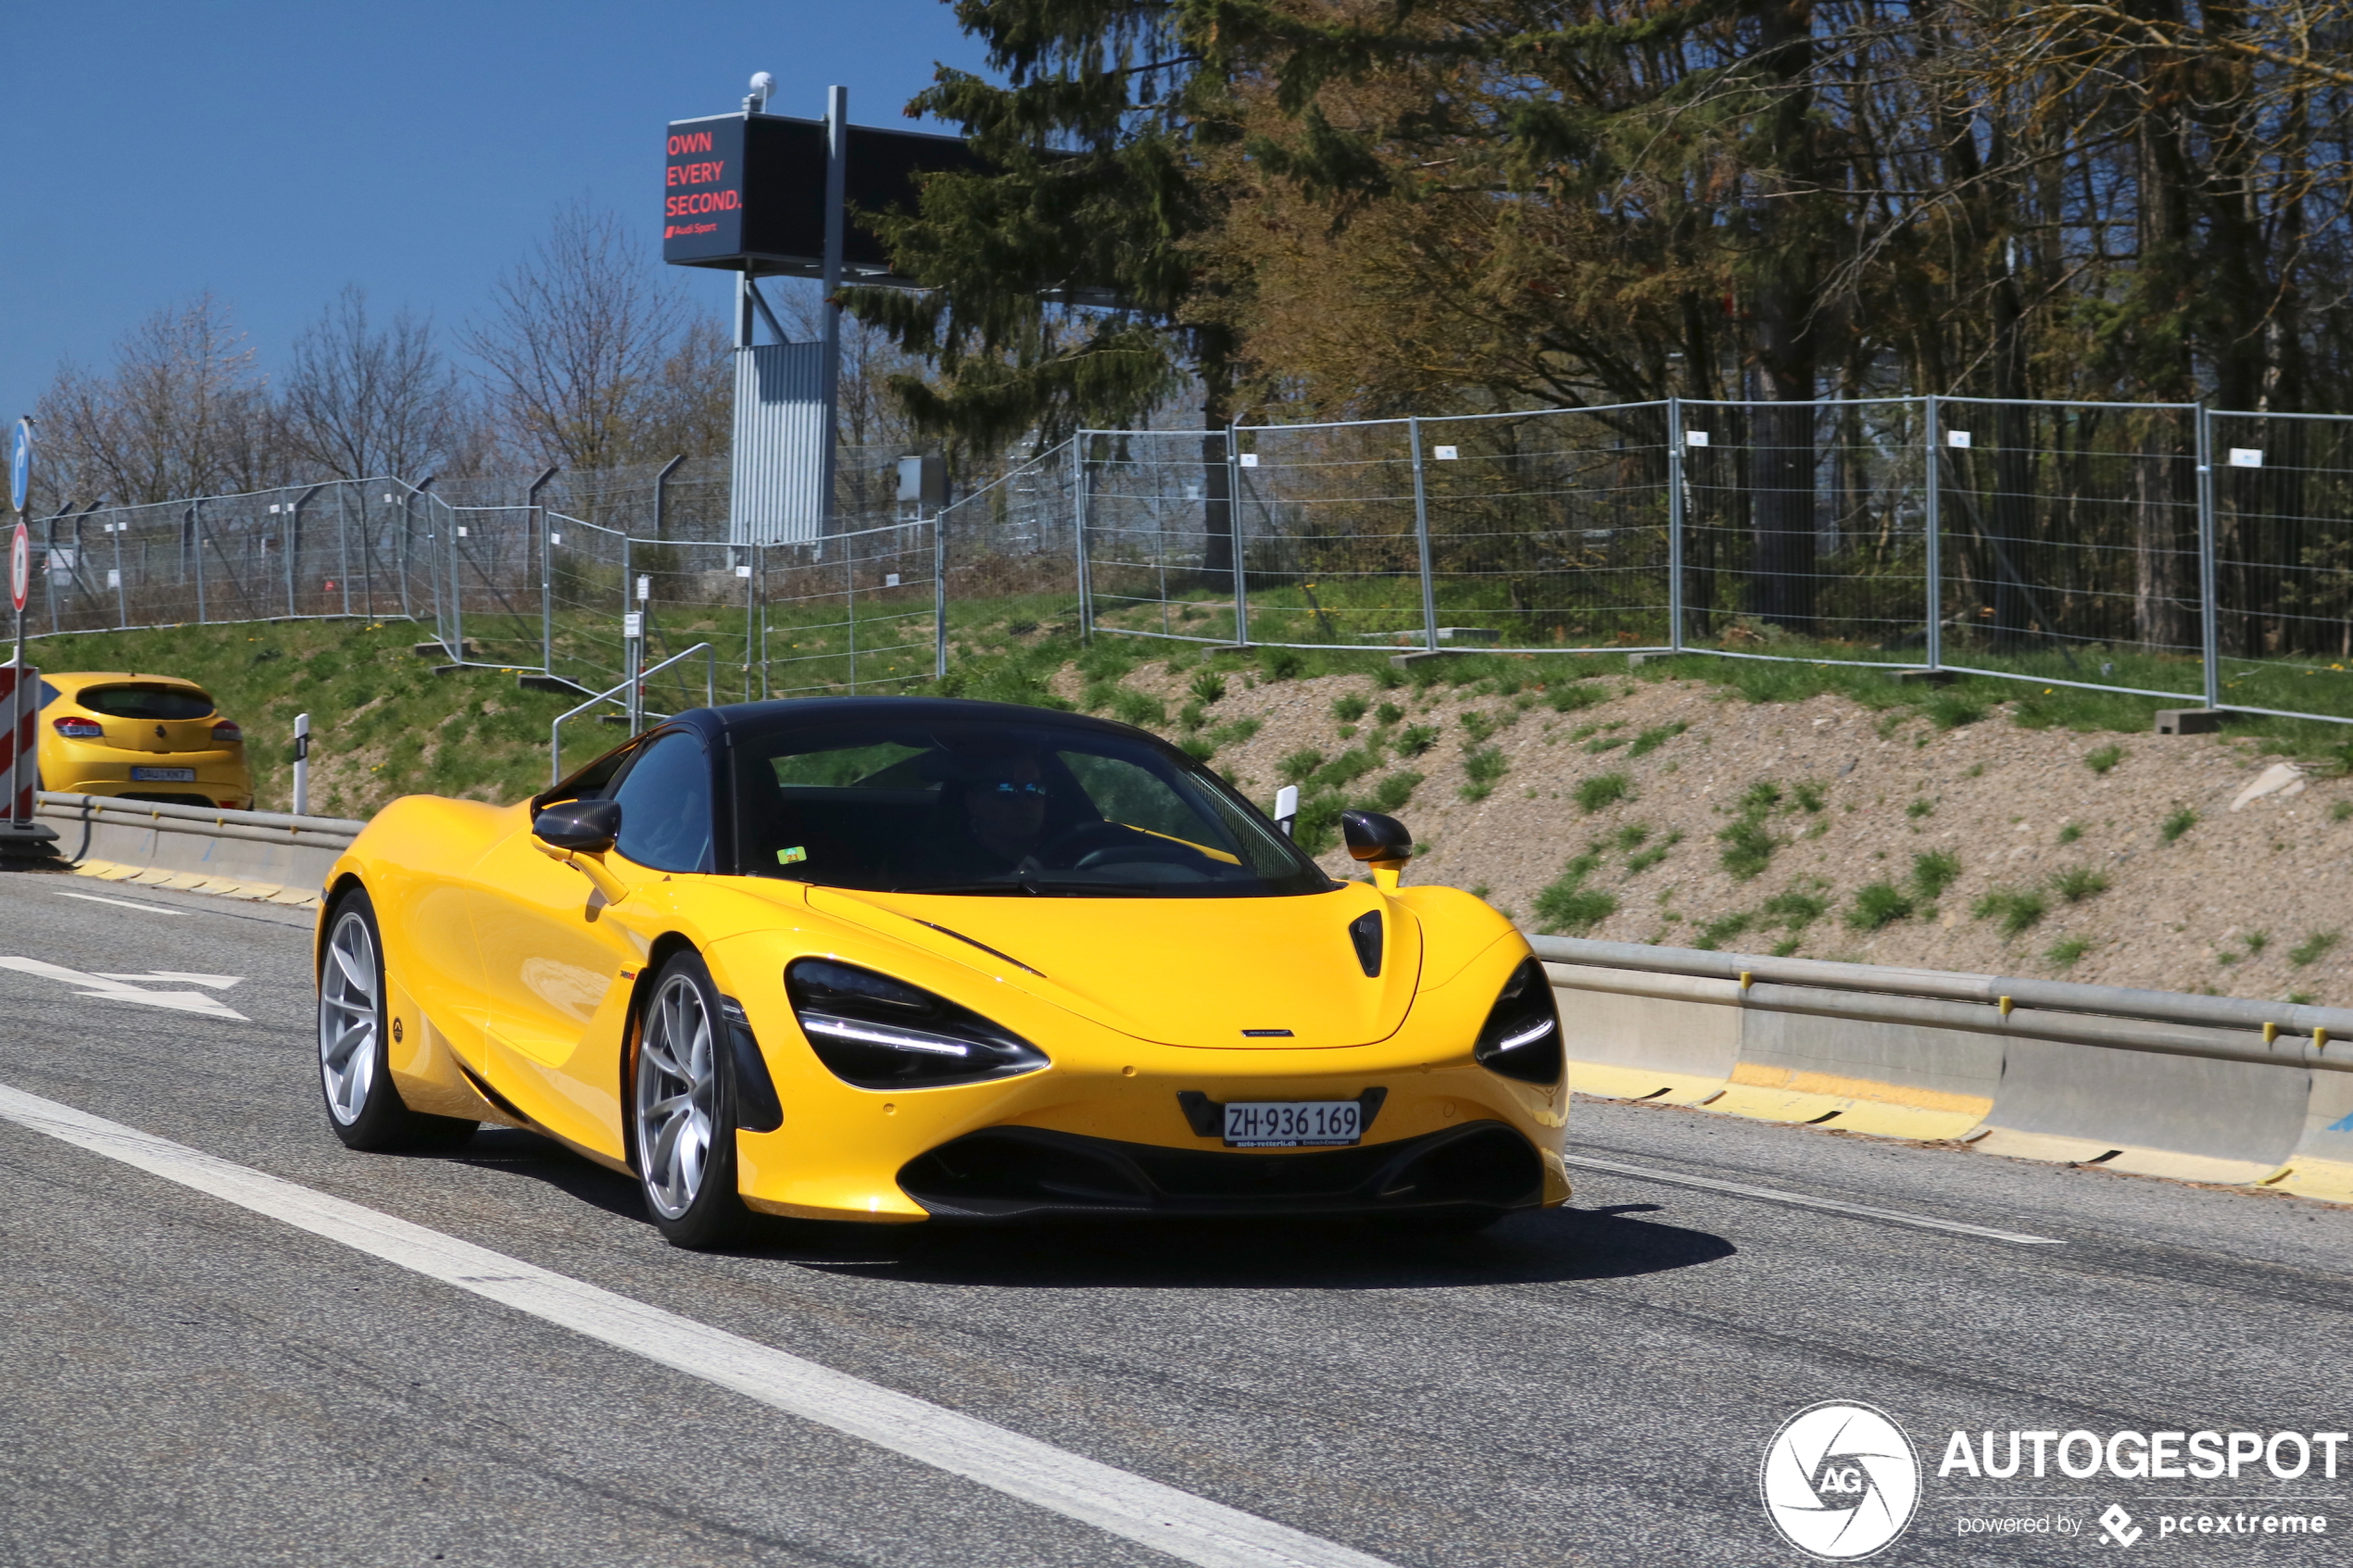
[4,417,57,849]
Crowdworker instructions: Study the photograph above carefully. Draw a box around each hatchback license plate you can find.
[1223,1100,1361,1148]
[130,767,196,783]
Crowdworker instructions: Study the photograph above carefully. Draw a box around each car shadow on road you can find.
[432,1128,1735,1289]
[769,1202,1734,1290]
[434,1125,648,1223]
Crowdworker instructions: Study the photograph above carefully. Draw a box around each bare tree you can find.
[463,204,686,469]
[635,315,735,462]
[280,285,467,481]
[35,294,281,506]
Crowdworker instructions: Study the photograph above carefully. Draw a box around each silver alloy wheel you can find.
[635,973,717,1221]
[319,909,380,1125]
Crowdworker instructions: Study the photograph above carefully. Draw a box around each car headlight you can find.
[785,959,1049,1089]
[1473,958,1562,1085]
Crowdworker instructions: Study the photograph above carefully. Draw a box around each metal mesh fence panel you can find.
[2208,410,2353,721]
[545,514,632,698]
[758,521,942,697]
[1078,430,1236,645]
[637,534,760,711]
[1418,404,1675,653]
[1932,399,2205,698]
[945,443,1081,655]
[29,406,2353,735]
[1678,399,1928,663]
[439,503,543,671]
[1228,419,1420,648]
[26,480,435,638]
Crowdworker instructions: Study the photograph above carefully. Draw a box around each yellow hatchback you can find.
[36,671,255,810]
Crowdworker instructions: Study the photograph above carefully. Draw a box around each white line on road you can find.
[1562,1152,2065,1246]
[0,1083,1396,1568]
[52,891,189,916]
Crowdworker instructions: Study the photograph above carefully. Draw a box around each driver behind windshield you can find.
[912,741,1065,881]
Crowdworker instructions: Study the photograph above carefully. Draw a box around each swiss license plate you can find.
[130,767,197,783]
[1223,1100,1361,1148]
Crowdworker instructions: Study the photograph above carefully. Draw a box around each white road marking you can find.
[0,958,250,1021]
[0,1083,1396,1568]
[94,971,243,990]
[1563,1152,2065,1246]
[53,891,189,916]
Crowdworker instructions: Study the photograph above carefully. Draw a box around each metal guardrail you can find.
[36,791,367,850]
[1529,935,2353,1074]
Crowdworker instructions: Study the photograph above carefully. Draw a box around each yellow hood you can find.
[806,883,1422,1049]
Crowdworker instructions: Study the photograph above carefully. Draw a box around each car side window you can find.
[610,732,712,873]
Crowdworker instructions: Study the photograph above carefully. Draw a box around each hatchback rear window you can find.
[75,684,217,721]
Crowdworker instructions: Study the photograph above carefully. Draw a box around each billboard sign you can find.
[662,117,749,263]
[661,113,984,280]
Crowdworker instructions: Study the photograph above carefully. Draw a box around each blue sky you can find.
[0,0,991,427]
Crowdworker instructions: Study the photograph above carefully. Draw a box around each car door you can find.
[469,730,715,1159]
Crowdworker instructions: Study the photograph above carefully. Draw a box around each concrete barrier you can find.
[1533,936,2353,1199]
[35,792,365,908]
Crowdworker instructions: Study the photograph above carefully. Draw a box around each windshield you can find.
[732,715,1331,898]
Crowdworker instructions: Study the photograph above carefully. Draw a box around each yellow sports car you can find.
[37,671,255,810]
[316,697,1569,1247]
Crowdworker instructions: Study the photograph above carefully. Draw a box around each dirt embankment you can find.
[1109,661,2353,1004]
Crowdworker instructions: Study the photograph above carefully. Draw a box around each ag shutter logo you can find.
[1762,1401,1922,1561]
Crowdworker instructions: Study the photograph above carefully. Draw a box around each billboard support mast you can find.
[819,84,847,538]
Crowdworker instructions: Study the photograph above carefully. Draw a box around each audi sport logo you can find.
[1761,1401,1921,1560]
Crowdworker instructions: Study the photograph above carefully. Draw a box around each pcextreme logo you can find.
[1761,1401,1923,1561]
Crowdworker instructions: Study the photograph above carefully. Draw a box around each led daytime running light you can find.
[1495,1017,1556,1052]
[799,1013,971,1058]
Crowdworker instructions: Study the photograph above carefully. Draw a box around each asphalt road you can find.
[3,863,2349,1568]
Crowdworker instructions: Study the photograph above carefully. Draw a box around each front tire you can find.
[631,950,751,1248]
[318,889,476,1152]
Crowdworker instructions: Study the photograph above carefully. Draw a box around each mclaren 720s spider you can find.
[315,696,1570,1247]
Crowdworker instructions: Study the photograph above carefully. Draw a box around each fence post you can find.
[336,484,354,619]
[447,498,465,659]
[395,486,414,621]
[530,467,559,676]
[2196,402,2222,709]
[934,509,950,679]
[844,540,858,691]
[1924,395,1943,671]
[1667,397,1685,653]
[1227,425,1251,647]
[1073,437,1094,644]
[619,530,632,692]
[111,512,126,628]
[192,501,208,624]
[1407,416,1440,652]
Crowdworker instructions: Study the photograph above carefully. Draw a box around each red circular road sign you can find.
[8,522,27,613]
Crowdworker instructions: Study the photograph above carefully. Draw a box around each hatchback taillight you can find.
[211,721,244,744]
[52,716,104,739]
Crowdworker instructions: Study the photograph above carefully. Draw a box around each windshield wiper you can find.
[888,879,1044,897]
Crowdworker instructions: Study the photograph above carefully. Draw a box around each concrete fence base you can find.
[1534,937,2353,1204]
